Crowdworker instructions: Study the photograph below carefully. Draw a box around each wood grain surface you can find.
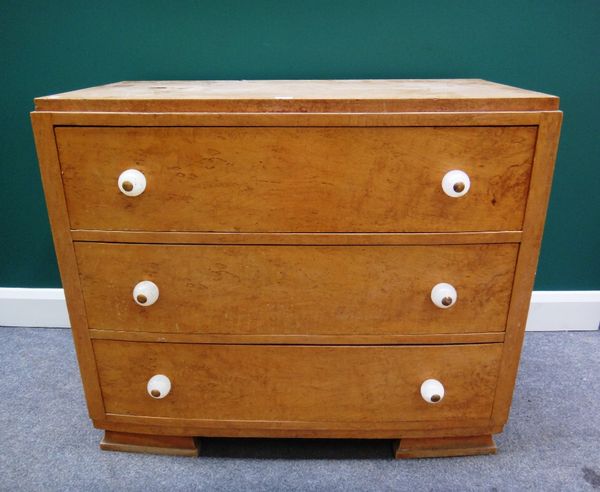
[393,434,496,458]
[48,110,544,127]
[70,230,522,245]
[31,112,106,419]
[93,340,503,423]
[35,79,559,113]
[75,242,518,336]
[100,431,199,456]
[92,416,501,439]
[87,328,505,345]
[491,111,562,426]
[56,126,536,232]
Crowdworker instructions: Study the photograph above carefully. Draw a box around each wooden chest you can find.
[32,80,561,458]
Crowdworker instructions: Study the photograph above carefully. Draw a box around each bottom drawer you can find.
[93,341,502,424]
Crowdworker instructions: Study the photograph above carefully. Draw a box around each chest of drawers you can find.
[32,80,561,458]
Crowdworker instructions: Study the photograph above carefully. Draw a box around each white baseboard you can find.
[0,288,598,332]
[526,291,600,331]
[0,288,70,328]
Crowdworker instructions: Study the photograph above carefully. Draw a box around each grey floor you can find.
[0,327,599,491]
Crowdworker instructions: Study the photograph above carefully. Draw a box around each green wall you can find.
[1,0,598,289]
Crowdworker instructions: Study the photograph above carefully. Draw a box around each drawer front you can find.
[93,340,502,422]
[76,242,518,336]
[57,126,536,232]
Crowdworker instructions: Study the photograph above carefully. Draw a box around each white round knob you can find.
[118,169,146,196]
[133,280,159,306]
[147,374,171,399]
[431,282,457,309]
[421,379,445,404]
[442,170,470,197]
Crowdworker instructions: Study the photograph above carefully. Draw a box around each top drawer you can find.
[56,126,536,233]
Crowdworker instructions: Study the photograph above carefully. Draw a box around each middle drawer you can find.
[75,242,517,336]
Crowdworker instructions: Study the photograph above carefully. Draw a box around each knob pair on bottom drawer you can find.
[145,374,444,404]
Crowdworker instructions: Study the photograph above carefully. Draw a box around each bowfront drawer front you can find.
[75,242,518,336]
[56,126,536,233]
[93,340,502,423]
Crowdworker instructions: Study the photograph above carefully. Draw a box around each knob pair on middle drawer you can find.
[130,280,459,309]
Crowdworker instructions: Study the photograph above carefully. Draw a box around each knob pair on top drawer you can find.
[117,169,472,199]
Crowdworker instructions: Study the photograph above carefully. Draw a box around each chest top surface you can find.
[34,79,558,113]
